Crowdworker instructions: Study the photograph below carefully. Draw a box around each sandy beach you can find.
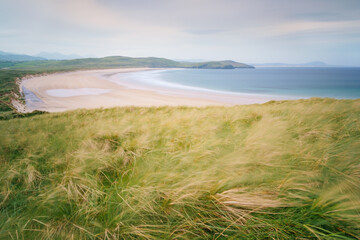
[21,68,273,112]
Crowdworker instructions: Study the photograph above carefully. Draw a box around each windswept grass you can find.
[0,98,360,239]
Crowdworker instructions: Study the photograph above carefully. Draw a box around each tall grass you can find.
[0,98,360,239]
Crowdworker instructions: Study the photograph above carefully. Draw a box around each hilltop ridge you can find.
[0,52,253,71]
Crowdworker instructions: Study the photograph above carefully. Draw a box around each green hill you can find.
[191,60,254,69]
[1,98,360,239]
[3,56,178,71]
[2,56,253,71]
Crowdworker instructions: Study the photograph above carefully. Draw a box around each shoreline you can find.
[107,69,290,102]
[20,68,274,112]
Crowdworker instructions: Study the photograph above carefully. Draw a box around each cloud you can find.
[183,29,229,35]
[0,0,360,65]
[29,0,125,30]
[262,20,360,37]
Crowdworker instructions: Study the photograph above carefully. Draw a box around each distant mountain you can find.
[253,61,338,68]
[301,61,328,67]
[0,50,45,61]
[36,52,83,60]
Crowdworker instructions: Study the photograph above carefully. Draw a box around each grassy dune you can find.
[0,69,49,120]
[0,70,29,117]
[1,98,360,239]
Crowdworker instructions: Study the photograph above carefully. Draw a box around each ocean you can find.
[112,67,360,100]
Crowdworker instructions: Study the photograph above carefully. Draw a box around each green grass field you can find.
[1,98,360,239]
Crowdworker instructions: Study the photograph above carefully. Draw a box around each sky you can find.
[1,0,360,65]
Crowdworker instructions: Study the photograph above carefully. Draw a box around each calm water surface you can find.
[156,68,360,99]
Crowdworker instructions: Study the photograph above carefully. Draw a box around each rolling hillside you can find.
[1,55,253,71]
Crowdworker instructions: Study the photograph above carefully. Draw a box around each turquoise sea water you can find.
[115,67,360,99]
[159,68,360,99]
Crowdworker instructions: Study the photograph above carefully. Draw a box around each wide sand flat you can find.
[21,68,273,112]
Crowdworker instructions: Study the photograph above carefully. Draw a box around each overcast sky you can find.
[1,0,360,65]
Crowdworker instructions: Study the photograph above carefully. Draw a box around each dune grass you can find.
[0,69,49,120]
[1,98,360,239]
